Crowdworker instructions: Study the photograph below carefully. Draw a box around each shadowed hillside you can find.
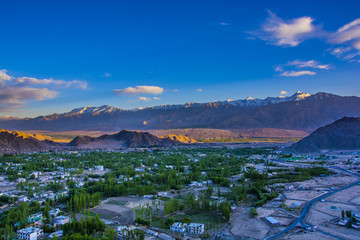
[286,117,360,153]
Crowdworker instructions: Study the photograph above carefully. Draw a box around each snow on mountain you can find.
[225,91,311,107]
[64,105,122,115]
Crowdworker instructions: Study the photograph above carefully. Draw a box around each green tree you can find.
[181,217,191,224]
[165,217,175,229]
[221,202,231,221]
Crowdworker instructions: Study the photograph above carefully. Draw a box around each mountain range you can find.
[287,117,360,153]
[1,91,360,133]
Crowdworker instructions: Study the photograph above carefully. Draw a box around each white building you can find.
[49,208,61,217]
[54,215,70,225]
[17,227,43,240]
[187,223,204,235]
[170,222,187,234]
[48,230,63,239]
[18,196,28,202]
[134,167,145,172]
[30,172,40,179]
[17,178,26,183]
[95,165,104,170]
[157,191,171,198]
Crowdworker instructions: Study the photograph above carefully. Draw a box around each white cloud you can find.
[280,70,316,77]
[14,77,87,89]
[104,72,111,77]
[280,91,288,95]
[331,18,360,45]
[153,97,161,100]
[0,70,11,83]
[114,85,164,95]
[196,89,203,92]
[287,60,331,69]
[354,40,360,50]
[219,22,229,26]
[137,96,151,101]
[329,46,352,57]
[0,69,87,110]
[337,18,360,33]
[0,86,58,105]
[172,89,179,92]
[274,66,283,72]
[251,11,321,47]
[328,18,360,60]
[275,59,330,77]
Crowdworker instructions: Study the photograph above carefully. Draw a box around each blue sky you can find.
[0,0,360,117]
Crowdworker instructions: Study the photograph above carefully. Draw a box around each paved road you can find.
[264,165,360,240]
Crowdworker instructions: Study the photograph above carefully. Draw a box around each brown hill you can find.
[286,117,360,153]
[160,134,196,143]
[68,129,178,148]
[0,129,53,141]
[0,129,58,154]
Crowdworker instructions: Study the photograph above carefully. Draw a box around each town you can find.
[0,147,359,240]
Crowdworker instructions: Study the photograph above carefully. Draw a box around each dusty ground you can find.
[229,210,270,239]
[284,190,325,201]
[279,227,339,240]
[305,200,360,240]
[294,174,357,190]
[326,185,360,205]
[284,199,305,208]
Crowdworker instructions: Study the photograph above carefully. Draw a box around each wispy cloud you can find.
[250,10,322,47]
[137,96,151,101]
[219,22,229,26]
[330,18,360,47]
[0,70,11,83]
[0,69,88,111]
[250,12,360,62]
[280,70,316,77]
[280,90,288,95]
[0,86,58,105]
[104,72,111,77]
[153,97,161,100]
[328,18,360,60]
[14,77,87,89]
[286,60,331,69]
[114,86,164,95]
[196,89,203,92]
[275,59,330,77]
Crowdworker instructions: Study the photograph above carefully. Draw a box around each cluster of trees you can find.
[221,202,231,221]
[0,195,18,205]
[164,198,181,215]
[0,201,41,238]
[67,191,101,212]
[133,201,161,223]
[62,213,106,236]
